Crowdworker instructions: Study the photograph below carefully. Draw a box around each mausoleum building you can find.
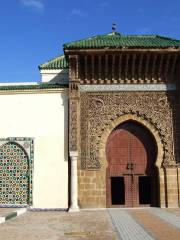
[0,32,180,210]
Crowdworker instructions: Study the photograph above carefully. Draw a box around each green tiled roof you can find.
[0,83,68,91]
[63,32,180,49]
[39,55,68,70]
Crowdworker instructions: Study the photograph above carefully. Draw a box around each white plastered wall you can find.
[40,69,69,84]
[0,90,68,209]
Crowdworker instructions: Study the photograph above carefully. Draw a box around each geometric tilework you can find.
[0,138,34,206]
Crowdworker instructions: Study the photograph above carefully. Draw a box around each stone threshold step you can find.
[0,208,27,224]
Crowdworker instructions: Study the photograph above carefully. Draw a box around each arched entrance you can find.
[106,120,159,207]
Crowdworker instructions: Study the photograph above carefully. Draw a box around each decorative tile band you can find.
[0,204,28,208]
[79,84,176,92]
[29,208,68,211]
[0,138,34,206]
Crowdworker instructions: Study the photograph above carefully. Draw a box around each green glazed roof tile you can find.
[63,32,180,49]
[39,32,180,70]
[39,55,68,70]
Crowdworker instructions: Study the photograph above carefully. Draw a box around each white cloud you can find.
[20,0,44,12]
[70,8,86,17]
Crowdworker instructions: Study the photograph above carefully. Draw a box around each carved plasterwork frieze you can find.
[80,92,175,169]
[69,83,80,152]
[69,100,78,151]
[79,84,176,92]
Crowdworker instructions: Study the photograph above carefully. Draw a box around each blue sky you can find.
[0,0,180,83]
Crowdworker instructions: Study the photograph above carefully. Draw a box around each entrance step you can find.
[0,208,27,224]
[108,209,155,240]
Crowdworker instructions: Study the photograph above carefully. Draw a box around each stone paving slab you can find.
[147,208,180,229]
[0,210,118,240]
[130,209,180,240]
[1,208,180,240]
[108,209,155,240]
[165,208,180,217]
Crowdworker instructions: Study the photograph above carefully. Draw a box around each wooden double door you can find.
[106,121,158,207]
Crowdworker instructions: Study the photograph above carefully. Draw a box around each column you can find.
[165,167,179,208]
[159,168,166,208]
[69,151,79,212]
[68,55,80,212]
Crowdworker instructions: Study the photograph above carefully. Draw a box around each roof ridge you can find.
[123,34,180,41]
[125,34,156,38]
[153,34,180,41]
[63,32,123,47]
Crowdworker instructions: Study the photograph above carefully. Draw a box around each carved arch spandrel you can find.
[80,92,175,170]
[99,113,164,169]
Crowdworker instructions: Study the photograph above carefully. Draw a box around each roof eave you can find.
[64,47,180,54]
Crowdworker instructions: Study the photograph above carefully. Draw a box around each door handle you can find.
[127,163,134,170]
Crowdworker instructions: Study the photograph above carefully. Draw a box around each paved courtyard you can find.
[0,208,180,240]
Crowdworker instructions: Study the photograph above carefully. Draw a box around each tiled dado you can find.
[0,138,34,206]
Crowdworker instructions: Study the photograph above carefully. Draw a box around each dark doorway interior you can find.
[139,176,151,204]
[106,120,159,207]
[111,177,125,205]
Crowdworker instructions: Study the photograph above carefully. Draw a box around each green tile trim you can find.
[5,212,17,221]
[0,83,68,91]
[0,208,27,224]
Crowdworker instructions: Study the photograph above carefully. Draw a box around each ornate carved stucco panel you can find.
[80,92,175,169]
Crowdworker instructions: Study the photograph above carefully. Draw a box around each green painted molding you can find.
[0,83,68,91]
